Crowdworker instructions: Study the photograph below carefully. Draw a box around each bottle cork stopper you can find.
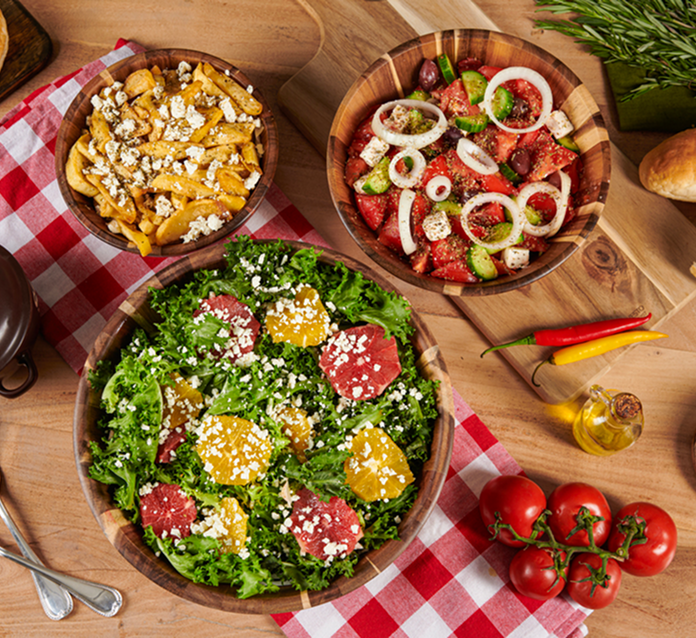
[614,393,641,419]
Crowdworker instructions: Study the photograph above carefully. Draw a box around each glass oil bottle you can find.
[572,385,643,456]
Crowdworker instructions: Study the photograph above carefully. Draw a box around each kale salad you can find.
[88,236,441,598]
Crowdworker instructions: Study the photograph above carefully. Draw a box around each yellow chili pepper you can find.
[532,330,668,387]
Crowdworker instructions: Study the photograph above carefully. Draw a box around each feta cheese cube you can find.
[546,110,574,140]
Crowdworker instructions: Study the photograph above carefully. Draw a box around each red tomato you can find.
[421,154,452,187]
[355,193,387,231]
[566,553,622,610]
[345,156,369,186]
[607,502,677,577]
[547,482,612,547]
[509,546,567,601]
[479,475,546,547]
[477,65,502,81]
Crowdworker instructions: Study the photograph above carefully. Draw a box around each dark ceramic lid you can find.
[0,246,36,370]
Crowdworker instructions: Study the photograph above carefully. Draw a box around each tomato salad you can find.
[88,236,439,599]
[344,54,583,283]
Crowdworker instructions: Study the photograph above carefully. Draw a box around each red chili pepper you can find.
[480,314,652,357]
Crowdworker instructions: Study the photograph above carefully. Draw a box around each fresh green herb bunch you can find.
[534,0,696,100]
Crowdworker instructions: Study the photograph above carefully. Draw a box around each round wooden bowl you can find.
[55,49,279,257]
[327,29,611,296]
[74,239,455,613]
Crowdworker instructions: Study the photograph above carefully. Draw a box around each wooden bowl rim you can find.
[55,48,279,258]
[73,238,455,613]
[327,28,611,297]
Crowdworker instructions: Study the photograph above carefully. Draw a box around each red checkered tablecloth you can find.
[0,42,591,637]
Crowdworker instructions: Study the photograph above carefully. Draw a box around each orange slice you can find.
[162,373,203,429]
[345,427,415,502]
[216,496,249,554]
[196,415,272,485]
[276,406,312,461]
[265,285,331,347]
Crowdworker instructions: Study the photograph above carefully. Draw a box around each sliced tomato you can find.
[378,209,404,254]
[527,191,558,223]
[431,259,480,283]
[457,57,482,73]
[345,156,369,186]
[472,125,519,163]
[421,153,453,187]
[410,243,432,273]
[479,171,515,195]
[477,65,502,81]
[518,130,541,148]
[430,234,470,268]
[526,130,579,182]
[565,155,583,193]
[505,79,544,117]
[439,79,480,118]
[410,191,430,239]
[443,149,480,194]
[491,255,517,276]
[519,233,550,253]
[356,193,388,231]
[469,201,506,227]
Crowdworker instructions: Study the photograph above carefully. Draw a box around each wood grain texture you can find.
[74,239,454,614]
[55,49,279,257]
[0,0,51,102]
[282,0,696,404]
[0,1,695,636]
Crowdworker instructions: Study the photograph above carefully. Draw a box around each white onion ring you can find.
[425,175,452,202]
[482,66,553,134]
[398,189,418,255]
[372,99,447,149]
[519,171,571,237]
[456,137,499,175]
[389,148,426,189]
[460,192,525,253]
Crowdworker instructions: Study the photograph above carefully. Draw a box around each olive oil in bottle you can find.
[572,385,643,456]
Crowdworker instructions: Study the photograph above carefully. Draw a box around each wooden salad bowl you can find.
[327,29,611,296]
[55,49,279,257]
[73,239,455,614]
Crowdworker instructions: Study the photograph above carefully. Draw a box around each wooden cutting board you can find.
[278,0,696,404]
[0,0,52,103]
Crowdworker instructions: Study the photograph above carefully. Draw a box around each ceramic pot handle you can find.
[0,352,38,398]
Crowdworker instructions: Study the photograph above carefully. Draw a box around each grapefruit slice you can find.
[193,294,260,361]
[318,324,401,400]
[162,373,203,430]
[276,406,313,461]
[156,427,187,464]
[195,414,272,485]
[139,482,197,539]
[345,427,415,501]
[289,488,363,561]
[265,285,331,347]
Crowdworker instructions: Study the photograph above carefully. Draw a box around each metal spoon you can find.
[0,545,122,617]
[0,470,122,617]
[0,471,73,620]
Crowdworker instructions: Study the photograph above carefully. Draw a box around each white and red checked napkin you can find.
[0,42,590,637]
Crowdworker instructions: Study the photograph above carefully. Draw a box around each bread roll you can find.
[0,9,8,74]
[639,129,696,202]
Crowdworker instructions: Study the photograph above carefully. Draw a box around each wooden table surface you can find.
[1,1,695,636]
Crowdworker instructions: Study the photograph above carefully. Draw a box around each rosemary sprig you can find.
[533,0,696,100]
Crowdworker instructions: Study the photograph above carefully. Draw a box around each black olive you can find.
[418,59,440,92]
[509,149,531,176]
